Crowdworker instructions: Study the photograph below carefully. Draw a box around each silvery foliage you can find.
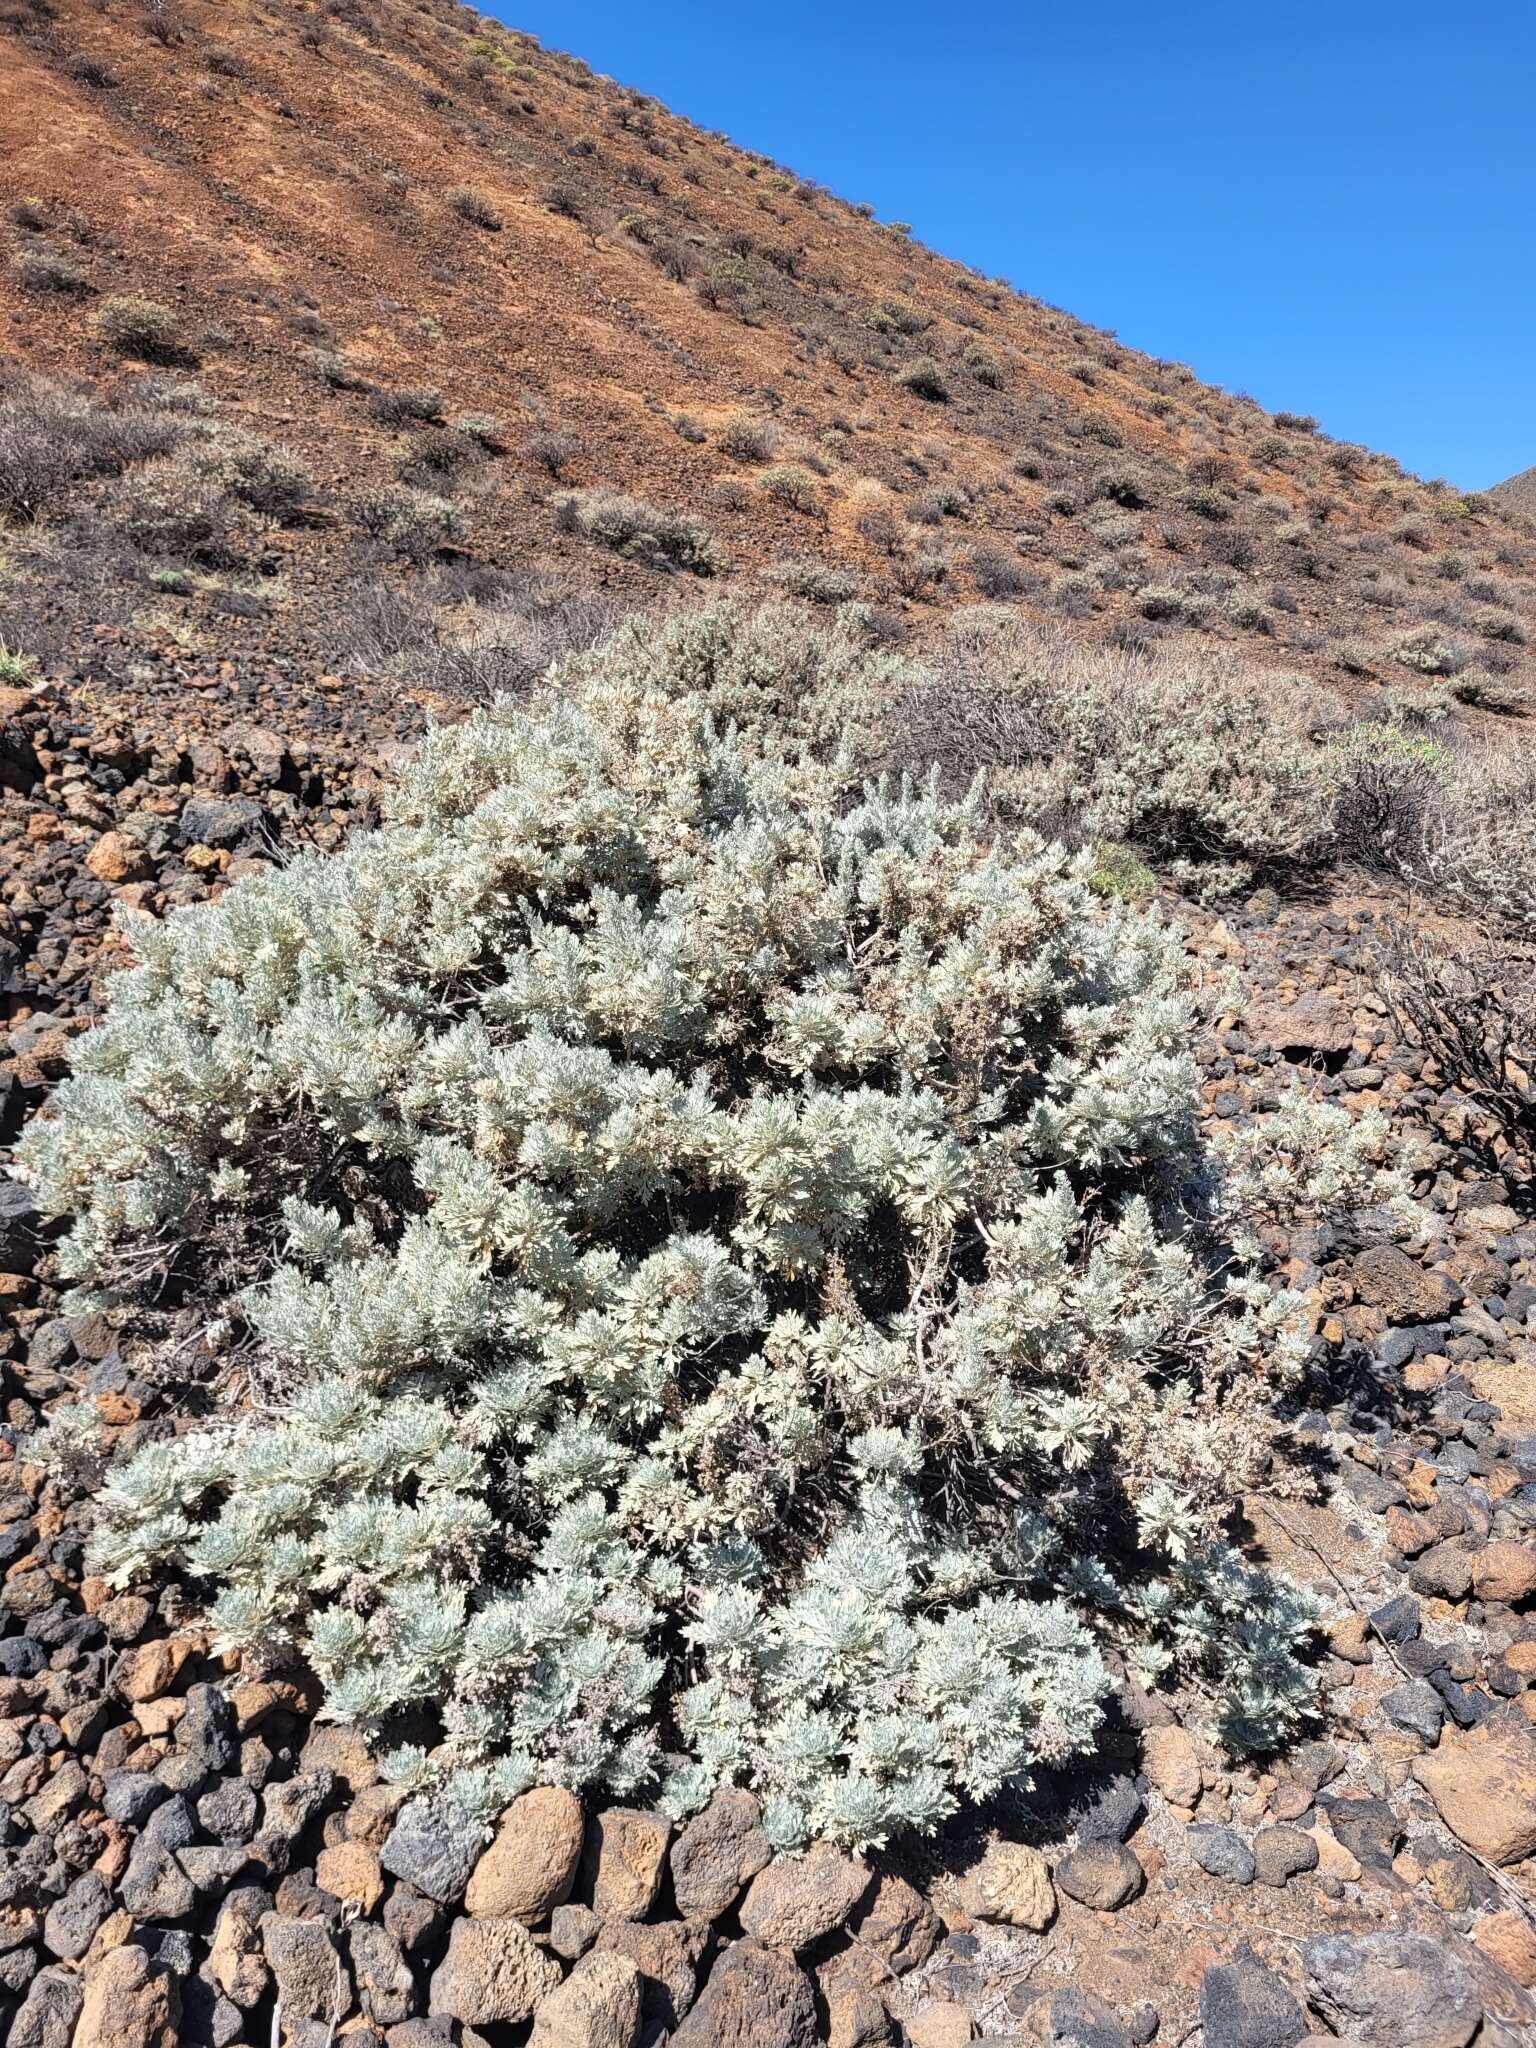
[21,608,1349,1850]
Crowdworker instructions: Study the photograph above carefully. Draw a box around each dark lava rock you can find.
[1187,1825,1256,1885]
[1381,1681,1445,1744]
[1251,1827,1318,1888]
[41,1871,112,1961]
[103,1770,168,1828]
[1054,1840,1144,1910]
[379,1798,484,1906]
[1302,1930,1480,2048]
[180,1684,237,1774]
[670,1937,818,2048]
[1047,1985,1134,2047]
[0,1180,40,1273]
[1199,1952,1306,2048]
[1409,1543,1474,1601]
[179,795,265,849]
[1369,1592,1421,1643]
[1429,1669,1495,1728]
[7,1961,84,2048]
[1071,1775,1145,1846]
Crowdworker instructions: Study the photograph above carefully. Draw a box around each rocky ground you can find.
[4,662,1536,2048]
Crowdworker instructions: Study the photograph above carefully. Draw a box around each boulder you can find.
[41,1870,112,1960]
[316,1839,385,1913]
[906,2002,975,2046]
[428,1915,563,2025]
[1047,1987,1135,2045]
[8,1963,83,2048]
[1473,1542,1536,1606]
[1413,1708,1536,1864]
[348,1922,417,2027]
[845,1870,942,1973]
[1473,1911,1536,1989]
[178,794,264,849]
[74,1945,179,2048]
[1381,1681,1445,1745]
[466,1785,584,1923]
[1188,1825,1256,1885]
[118,1838,196,1921]
[261,1914,345,2024]
[955,1840,1056,1929]
[1143,1725,1203,1809]
[207,1886,270,2007]
[669,1788,772,1919]
[1351,1246,1462,1325]
[85,830,153,885]
[826,1984,895,2048]
[581,1807,672,1921]
[671,1938,819,2048]
[380,1795,485,1903]
[595,1917,708,2029]
[1251,1827,1319,1888]
[1054,1839,1143,1910]
[739,1840,872,1949]
[1200,1954,1306,2048]
[529,1949,642,2048]
[551,1904,602,1960]
[1245,993,1353,1059]
[1303,1931,1480,2048]
[1408,1543,1474,1602]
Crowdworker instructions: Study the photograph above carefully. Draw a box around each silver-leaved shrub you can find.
[19,609,1387,1850]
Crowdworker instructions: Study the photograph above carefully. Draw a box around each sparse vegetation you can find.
[553,487,720,575]
[110,457,240,560]
[368,386,444,426]
[90,295,188,363]
[522,429,577,477]
[757,463,821,515]
[447,185,502,229]
[0,643,38,685]
[897,359,950,403]
[716,411,778,464]
[350,485,466,561]
[11,245,88,294]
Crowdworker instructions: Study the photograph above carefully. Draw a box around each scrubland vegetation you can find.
[3,0,1535,1902]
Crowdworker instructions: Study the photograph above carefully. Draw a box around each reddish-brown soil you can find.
[2,0,1533,693]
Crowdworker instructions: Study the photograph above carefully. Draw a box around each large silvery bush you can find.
[20,612,1377,1852]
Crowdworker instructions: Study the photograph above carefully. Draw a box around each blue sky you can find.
[494,1,1534,491]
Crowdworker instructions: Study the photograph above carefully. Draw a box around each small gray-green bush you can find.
[902,610,1336,888]
[22,608,1347,1851]
[554,487,719,575]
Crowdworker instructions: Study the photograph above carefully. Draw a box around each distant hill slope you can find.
[1,0,1533,698]
[1492,467,1536,521]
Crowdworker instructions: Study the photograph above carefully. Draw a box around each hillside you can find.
[1493,466,1536,522]
[2,0,1534,699]
[4,9,1536,2048]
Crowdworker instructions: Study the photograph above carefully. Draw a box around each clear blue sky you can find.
[494,1,1534,491]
